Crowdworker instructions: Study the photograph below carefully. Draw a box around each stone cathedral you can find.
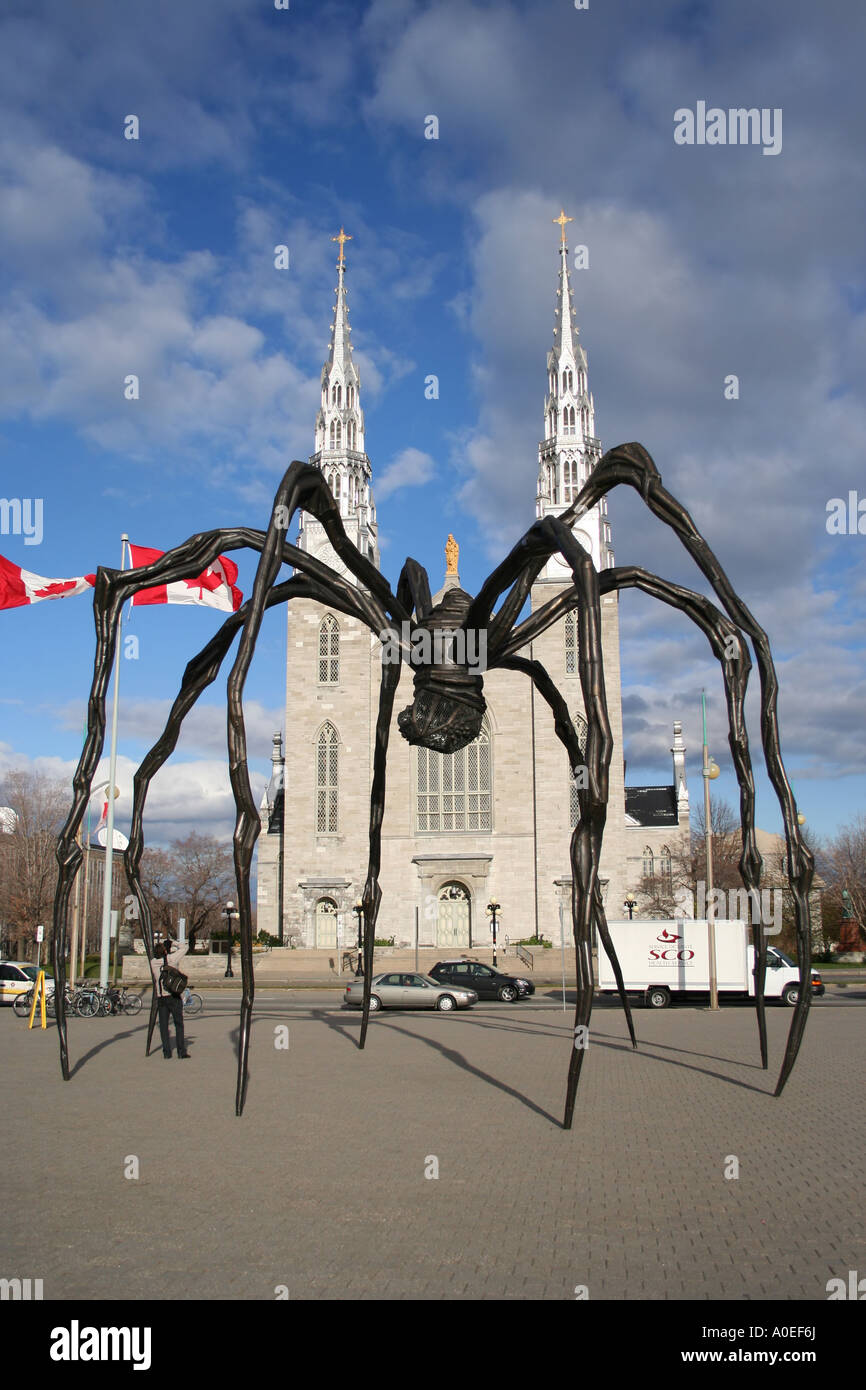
[256,219,690,950]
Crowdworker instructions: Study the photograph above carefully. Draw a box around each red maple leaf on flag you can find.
[183,566,224,599]
[32,580,79,599]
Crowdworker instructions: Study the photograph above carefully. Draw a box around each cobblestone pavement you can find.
[2,987,864,1301]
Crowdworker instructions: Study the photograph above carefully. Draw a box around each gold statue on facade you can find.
[445,534,459,575]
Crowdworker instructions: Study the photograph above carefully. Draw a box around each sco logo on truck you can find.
[648,928,695,964]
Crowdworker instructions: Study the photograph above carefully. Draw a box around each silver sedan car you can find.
[344,971,477,1012]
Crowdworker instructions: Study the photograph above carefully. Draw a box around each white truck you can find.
[596,919,824,1009]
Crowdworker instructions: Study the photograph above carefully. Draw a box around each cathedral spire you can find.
[327,228,354,377]
[552,209,577,360]
[536,209,613,574]
[299,229,379,575]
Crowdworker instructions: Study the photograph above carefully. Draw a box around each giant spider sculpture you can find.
[51,442,814,1127]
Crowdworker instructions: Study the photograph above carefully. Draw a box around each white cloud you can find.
[375,447,437,500]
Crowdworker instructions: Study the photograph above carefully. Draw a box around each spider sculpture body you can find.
[51,442,814,1126]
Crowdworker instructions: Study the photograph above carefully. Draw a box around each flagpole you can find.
[99,534,128,990]
[68,718,89,987]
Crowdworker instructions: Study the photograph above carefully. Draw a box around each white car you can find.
[0,961,54,1005]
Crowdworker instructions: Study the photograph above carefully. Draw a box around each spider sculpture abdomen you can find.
[397,586,487,754]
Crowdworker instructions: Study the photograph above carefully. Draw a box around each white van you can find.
[596,920,824,1008]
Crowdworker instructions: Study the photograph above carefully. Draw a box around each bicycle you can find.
[117,987,143,1015]
[182,988,203,1016]
[75,984,114,1018]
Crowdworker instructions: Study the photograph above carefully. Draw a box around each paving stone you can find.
[1,991,863,1300]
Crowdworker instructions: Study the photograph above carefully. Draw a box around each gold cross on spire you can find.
[331,227,352,267]
[553,208,573,245]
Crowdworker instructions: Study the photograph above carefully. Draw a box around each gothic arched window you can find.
[417,726,491,832]
[561,370,567,394]
[643,847,654,879]
[335,420,342,449]
[316,723,339,834]
[660,846,672,882]
[565,611,577,674]
[347,384,354,407]
[329,420,336,449]
[332,383,342,407]
[318,615,339,684]
[568,711,589,828]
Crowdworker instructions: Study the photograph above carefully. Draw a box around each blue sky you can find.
[0,0,864,849]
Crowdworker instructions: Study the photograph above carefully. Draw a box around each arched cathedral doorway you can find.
[315,897,338,948]
[437,881,471,948]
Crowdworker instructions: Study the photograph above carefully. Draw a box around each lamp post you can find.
[222,901,236,978]
[353,899,364,977]
[74,781,120,988]
[702,691,721,1011]
[623,892,636,921]
[486,900,501,967]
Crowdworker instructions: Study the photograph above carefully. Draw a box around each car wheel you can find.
[498,985,517,1002]
[782,983,799,1006]
[646,986,670,1009]
[436,994,456,1011]
[368,994,382,1012]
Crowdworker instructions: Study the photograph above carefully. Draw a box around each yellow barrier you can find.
[27,971,48,1030]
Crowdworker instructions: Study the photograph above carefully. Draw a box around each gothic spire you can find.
[299,229,379,573]
[536,209,612,573]
[552,208,577,361]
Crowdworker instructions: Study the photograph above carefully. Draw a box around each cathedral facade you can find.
[256,222,690,950]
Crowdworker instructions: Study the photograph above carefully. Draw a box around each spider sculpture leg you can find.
[500,563,770,1066]
[53,462,405,1096]
[477,513,611,1129]
[52,527,281,1076]
[219,467,411,1113]
[500,652,638,1053]
[566,444,813,1094]
[358,560,432,1048]
[125,572,376,1057]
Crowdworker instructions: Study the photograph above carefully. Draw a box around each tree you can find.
[819,815,866,947]
[140,832,235,953]
[0,769,69,959]
[636,796,741,918]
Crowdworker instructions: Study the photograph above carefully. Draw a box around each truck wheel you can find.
[646,986,670,1009]
[782,983,799,1006]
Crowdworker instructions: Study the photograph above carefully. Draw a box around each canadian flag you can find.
[93,800,109,836]
[128,544,243,612]
[0,553,96,610]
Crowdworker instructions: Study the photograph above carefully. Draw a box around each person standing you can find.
[149,939,191,1059]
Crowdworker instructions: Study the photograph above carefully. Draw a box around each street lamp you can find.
[702,691,722,1011]
[486,900,501,967]
[623,892,636,920]
[222,900,237,978]
[353,899,364,977]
